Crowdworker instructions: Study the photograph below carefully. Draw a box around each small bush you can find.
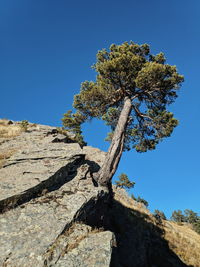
[136,196,149,208]
[56,127,70,136]
[171,209,200,235]
[193,221,200,234]
[184,209,199,224]
[131,194,149,208]
[73,133,87,147]
[154,209,166,221]
[57,127,87,147]
[131,194,137,201]
[20,120,29,131]
[115,173,135,190]
[0,119,11,126]
[171,210,186,223]
[62,110,87,148]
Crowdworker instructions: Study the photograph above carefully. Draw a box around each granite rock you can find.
[0,124,112,267]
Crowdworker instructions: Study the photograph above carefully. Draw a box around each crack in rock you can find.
[0,155,85,213]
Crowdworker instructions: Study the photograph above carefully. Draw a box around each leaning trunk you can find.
[96,96,132,187]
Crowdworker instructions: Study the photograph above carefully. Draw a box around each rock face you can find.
[0,122,200,267]
[0,124,111,267]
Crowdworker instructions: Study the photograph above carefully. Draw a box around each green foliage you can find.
[73,133,87,147]
[171,210,186,223]
[131,193,137,201]
[63,41,183,153]
[56,127,70,136]
[20,120,29,131]
[136,196,149,207]
[62,111,87,147]
[171,209,200,235]
[184,209,200,234]
[131,194,148,208]
[57,126,87,147]
[184,209,199,224]
[154,209,166,221]
[193,221,200,234]
[115,173,135,189]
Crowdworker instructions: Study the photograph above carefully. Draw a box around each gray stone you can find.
[56,229,113,267]
[0,125,83,203]
[0,124,112,266]
[1,123,200,267]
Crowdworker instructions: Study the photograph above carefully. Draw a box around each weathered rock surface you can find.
[55,230,113,267]
[0,124,111,267]
[0,125,82,202]
[44,223,113,267]
[0,122,200,267]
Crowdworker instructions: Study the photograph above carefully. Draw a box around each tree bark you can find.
[96,96,132,187]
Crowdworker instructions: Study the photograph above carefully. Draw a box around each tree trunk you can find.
[96,96,132,187]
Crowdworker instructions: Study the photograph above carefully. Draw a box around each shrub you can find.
[20,120,29,131]
[57,127,87,147]
[171,209,200,235]
[131,194,137,201]
[193,221,200,234]
[171,210,186,223]
[184,209,199,224]
[136,196,149,207]
[115,173,135,190]
[154,209,166,221]
[131,194,149,208]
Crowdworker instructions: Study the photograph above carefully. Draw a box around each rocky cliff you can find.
[0,121,200,267]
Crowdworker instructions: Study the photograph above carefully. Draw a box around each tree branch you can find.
[132,104,152,120]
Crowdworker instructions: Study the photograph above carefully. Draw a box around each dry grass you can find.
[0,159,5,168]
[0,119,23,139]
[114,187,200,267]
[45,222,104,263]
[0,119,12,126]
[113,186,151,216]
[62,223,104,254]
[0,119,20,167]
[63,232,88,254]
[0,149,16,168]
[164,221,200,267]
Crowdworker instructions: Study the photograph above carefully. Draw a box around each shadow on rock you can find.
[74,194,193,267]
[0,155,85,213]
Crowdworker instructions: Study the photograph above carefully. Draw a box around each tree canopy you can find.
[171,210,186,223]
[63,41,183,152]
[63,41,184,187]
[171,209,200,234]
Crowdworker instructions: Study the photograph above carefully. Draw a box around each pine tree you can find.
[184,209,199,224]
[63,41,184,189]
[62,111,86,147]
[115,173,135,189]
[154,209,166,221]
[184,209,200,234]
[171,210,186,223]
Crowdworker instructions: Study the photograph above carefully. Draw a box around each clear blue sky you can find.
[1,0,199,218]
